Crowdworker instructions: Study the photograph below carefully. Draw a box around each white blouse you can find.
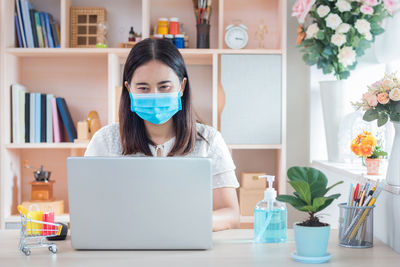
[84,122,240,189]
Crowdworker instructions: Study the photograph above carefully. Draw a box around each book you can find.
[20,0,34,48]
[40,12,48,47]
[52,97,63,142]
[46,94,54,143]
[56,98,77,142]
[29,8,38,47]
[11,84,26,144]
[15,0,26,47]
[34,93,41,143]
[30,92,35,143]
[40,94,47,142]
[50,18,60,48]
[44,13,54,48]
[18,90,26,144]
[55,23,60,46]
[15,13,23,47]
[25,92,30,143]
[34,11,44,48]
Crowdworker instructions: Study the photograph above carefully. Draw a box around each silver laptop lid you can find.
[67,157,213,250]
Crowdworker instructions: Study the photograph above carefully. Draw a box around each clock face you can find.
[225,27,248,49]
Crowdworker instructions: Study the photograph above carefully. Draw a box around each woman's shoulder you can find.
[85,123,121,156]
[96,122,120,136]
[196,122,219,142]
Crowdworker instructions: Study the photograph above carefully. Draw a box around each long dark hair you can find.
[119,38,197,156]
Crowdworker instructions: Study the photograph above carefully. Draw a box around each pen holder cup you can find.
[338,203,374,248]
[196,24,210,48]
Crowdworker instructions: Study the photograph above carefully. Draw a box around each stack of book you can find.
[11,84,77,144]
[15,0,61,48]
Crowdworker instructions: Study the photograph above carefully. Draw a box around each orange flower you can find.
[360,145,373,157]
[351,143,361,156]
[361,135,377,148]
[351,131,377,158]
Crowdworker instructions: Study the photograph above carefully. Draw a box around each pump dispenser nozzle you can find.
[258,175,277,201]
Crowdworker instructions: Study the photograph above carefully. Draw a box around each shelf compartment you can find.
[149,0,220,49]
[223,0,282,50]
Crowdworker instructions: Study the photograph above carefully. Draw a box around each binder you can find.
[40,94,47,142]
[25,92,30,143]
[56,98,77,142]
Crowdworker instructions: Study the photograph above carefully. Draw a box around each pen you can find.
[348,183,384,240]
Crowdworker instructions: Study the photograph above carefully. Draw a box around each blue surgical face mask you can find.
[129,91,182,125]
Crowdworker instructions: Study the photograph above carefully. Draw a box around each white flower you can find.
[325,13,343,30]
[336,0,352,12]
[305,23,320,39]
[365,32,372,41]
[389,88,400,101]
[338,46,356,67]
[317,5,330,17]
[337,23,351,33]
[331,33,347,46]
[355,19,371,34]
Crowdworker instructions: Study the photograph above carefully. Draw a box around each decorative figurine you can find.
[254,19,268,49]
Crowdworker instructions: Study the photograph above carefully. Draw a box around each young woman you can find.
[84,38,240,231]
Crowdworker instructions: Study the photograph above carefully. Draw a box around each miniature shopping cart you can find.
[17,205,63,256]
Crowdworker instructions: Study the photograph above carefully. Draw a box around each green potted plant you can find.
[276,166,343,263]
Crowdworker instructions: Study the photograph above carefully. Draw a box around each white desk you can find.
[0,229,399,266]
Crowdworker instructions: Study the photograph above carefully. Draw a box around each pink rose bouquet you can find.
[353,73,400,126]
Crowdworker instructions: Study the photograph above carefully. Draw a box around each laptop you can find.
[67,157,213,250]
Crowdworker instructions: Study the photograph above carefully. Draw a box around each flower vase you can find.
[386,122,400,186]
[365,158,381,175]
[320,80,347,162]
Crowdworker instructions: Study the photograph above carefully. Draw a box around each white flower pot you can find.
[320,80,347,162]
[386,122,400,186]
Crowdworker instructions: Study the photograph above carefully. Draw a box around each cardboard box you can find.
[240,172,267,189]
[238,188,265,216]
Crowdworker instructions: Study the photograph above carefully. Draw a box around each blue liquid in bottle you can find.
[254,200,287,243]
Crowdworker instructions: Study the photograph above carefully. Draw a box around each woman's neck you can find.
[144,119,175,145]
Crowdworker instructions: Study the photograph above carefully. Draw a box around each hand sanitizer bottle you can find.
[254,175,287,243]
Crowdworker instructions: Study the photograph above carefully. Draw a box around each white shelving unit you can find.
[0,0,287,229]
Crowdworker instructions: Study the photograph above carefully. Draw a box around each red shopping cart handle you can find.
[46,223,68,241]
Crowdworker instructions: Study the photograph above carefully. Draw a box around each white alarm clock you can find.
[225,23,248,49]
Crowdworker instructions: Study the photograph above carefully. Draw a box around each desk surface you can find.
[0,229,399,266]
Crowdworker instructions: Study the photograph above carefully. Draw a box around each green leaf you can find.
[299,205,316,213]
[317,194,341,212]
[289,180,311,205]
[276,195,307,211]
[325,181,344,194]
[377,113,389,127]
[288,167,328,199]
[316,31,325,40]
[363,109,379,122]
[312,197,328,211]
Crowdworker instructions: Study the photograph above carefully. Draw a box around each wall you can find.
[286,0,310,226]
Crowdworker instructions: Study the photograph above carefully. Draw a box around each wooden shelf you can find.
[5,47,282,57]
[5,143,88,149]
[228,144,282,150]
